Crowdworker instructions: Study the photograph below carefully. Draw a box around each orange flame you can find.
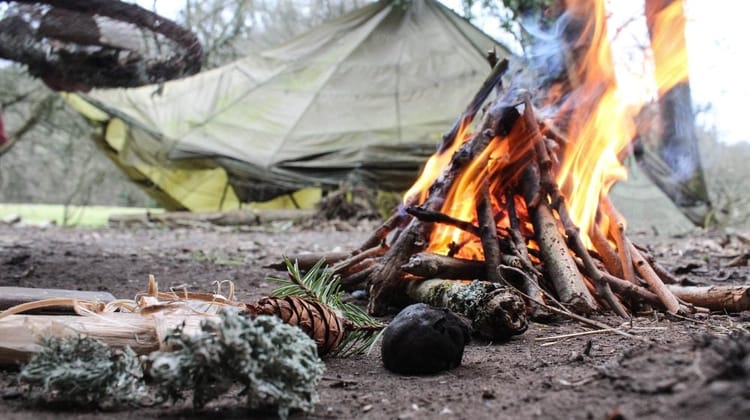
[647,0,690,95]
[403,119,472,206]
[558,0,691,243]
[403,0,692,257]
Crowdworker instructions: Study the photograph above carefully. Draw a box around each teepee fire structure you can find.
[280,0,750,327]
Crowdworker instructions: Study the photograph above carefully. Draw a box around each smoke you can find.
[520,12,574,89]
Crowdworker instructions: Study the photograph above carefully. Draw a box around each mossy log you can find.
[405,279,527,341]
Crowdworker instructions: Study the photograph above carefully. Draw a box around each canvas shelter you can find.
[67,0,513,211]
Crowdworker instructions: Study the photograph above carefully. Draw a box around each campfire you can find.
[286,0,750,332]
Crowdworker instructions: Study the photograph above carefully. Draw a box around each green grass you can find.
[0,203,163,227]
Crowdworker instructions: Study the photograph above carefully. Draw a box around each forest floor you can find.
[1,218,749,420]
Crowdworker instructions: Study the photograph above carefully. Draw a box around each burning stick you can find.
[476,179,505,285]
[521,160,598,314]
[401,252,485,280]
[405,206,481,237]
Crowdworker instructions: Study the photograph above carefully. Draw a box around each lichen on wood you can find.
[406,279,527,341]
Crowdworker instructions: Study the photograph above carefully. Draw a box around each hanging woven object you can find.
[0,0,202,89]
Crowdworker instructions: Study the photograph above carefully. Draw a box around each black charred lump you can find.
[381,303,471,375]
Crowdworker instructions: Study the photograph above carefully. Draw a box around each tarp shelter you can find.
[67,0,512,211]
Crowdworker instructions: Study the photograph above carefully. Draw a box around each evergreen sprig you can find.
[268,257,385,357]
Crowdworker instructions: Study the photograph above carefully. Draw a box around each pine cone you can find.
[249,296,346,356]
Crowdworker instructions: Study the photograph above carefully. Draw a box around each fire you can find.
[404,0,691,257]
[556,0,634,244]
[403,119,472,206]
[646,0,690,95]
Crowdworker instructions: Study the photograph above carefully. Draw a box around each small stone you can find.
[440,407,454,416]
[481,389,496,400]
[381,303,471,375]
[1,214,21,225]
[362,404,373,412]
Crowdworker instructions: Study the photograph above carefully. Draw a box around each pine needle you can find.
[268,257,385,357]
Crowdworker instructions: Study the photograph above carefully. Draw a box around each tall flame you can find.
[556,0,634,242]
[402,0,692,257]
[646,0,690,95]
[557,0,692,242]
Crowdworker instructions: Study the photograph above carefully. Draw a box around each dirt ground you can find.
[1,219,749,420]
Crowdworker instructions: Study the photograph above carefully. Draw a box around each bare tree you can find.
[180,0,372,68]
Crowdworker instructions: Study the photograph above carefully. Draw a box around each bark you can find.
[400,252,486,280]
[405,279,527,341]
[520,162,598,314]
[667,285,750,313]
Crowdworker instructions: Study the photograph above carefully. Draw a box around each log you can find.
[109,209,315,227]
[405,279,527,341]
[476,180,504,284]
[520,160,598,314]
[401,253,486,280]
[601,198,636,283]
[524,101,623,316]
[667,285,750,313]
[0,287,115,313]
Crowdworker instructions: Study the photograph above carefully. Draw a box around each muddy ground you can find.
[1,219,749,419]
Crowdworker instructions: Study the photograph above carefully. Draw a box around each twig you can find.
[405,206,481,237]
[331,245,387,277]
[358,212,404,251]
[535,328,624,341]
[601,198,636,283]
[627,239,682,314]
[401,252,485,280]
[477,179,504,284]
[590,223,624,279]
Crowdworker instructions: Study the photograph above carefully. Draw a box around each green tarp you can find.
[69,0,512,210]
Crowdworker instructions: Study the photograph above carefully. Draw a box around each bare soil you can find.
[1,221,749,420]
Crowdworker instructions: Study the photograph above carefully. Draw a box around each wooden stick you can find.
[0,312,212,364]
[505,192,544,279]
[340,264,378,291]
[477,180,505,284]
[437,59,509,154]
[519,106,597,314]
[265,251,351,271]
[401,252,485,280]
[405,206,481,237]
[358,212,404,252]
[590,224,624,279]
[667,284,750,312]
[598,271,662,308]
[601,198,636,284]
[627,239,682,314]
[331,245,386,277]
